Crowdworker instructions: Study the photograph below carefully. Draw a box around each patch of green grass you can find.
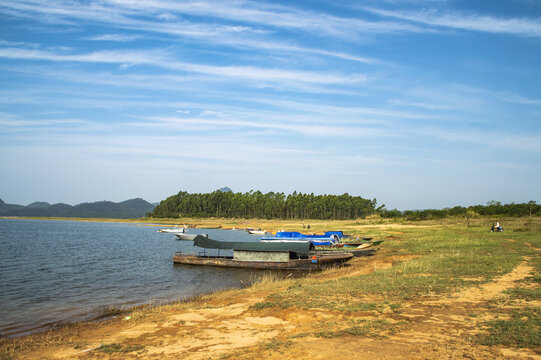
[338,302,383,313]
[476,308,541,348]
[249,301,274,310]
[264,339,292,350]
[218,350,244,359]
[313,319,397,339]
[95,343,145,354]
[505,287,541,301]
[289,332,310,339]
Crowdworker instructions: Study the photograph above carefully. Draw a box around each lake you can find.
[0,219,268,337]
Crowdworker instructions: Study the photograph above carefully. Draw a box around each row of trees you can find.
[150,191,539,220]
[380,201,540,220]
[150,190,378,220]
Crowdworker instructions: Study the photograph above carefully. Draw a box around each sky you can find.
[0,0,540,210]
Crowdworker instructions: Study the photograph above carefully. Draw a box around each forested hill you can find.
[151,191,377,220]
[0,198,156,219]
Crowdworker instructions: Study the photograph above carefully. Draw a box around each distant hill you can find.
[217,187,232,192]
[27,201,52,209]
[0,198,156,219]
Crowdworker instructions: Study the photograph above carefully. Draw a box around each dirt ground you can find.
[3,252,540,360]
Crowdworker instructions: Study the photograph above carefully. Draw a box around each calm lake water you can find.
[0,219,268,337]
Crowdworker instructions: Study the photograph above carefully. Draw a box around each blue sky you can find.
[0,0,540,210]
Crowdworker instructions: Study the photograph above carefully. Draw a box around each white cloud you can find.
[0,113,86,128]
[138,115,392,138]
[85,33,142,42]
[0,47,367,87]
[366,8,541,38]
[420,128,541,153]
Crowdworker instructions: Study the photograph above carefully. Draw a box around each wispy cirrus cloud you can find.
[137,115,392,138]
[0,0,426,44]
[0,46,368,86]
[0,0,390,66]
[0,112,85,128]
[419,128,541,153]
[84,33,142,42]
[99,0,428,38]
[365,7,541,38]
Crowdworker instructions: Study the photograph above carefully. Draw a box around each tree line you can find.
[379,200,540,220]
[150,190,377,220]
[150,191,539,221]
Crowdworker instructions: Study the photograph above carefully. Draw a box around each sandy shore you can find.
[2,253,538,359]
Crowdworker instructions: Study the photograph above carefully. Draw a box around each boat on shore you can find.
[173,235,354,270]
[315,246,379,257]
[350,248,378,257]
[332,240,384,248]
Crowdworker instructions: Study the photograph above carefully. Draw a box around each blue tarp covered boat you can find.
[260,231,345,246]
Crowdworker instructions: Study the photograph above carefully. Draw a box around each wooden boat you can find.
[350,248,378,257]
[338,240,383,248]
[315,247,378,257]
[173,235,354,270]
[173,253,354,270]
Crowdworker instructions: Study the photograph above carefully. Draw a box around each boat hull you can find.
[247,230,268,235]
[173,253,353,270]
[350,248,378,257]
[174,233,198,241]
[158,227,186,234]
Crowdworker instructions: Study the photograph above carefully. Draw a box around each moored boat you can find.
[260,231,343,246]
[158,226,187,234]
[272,231,348,240]
[350,248,378,257]
[173,235,354,270]
[315,247,379,257]
[174,233,199,241]
[246,229,268,235]
[336,240,384,248]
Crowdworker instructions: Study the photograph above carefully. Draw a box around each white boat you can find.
[174,233,199,241]
[246,229,268,235]
[158,226,186,234]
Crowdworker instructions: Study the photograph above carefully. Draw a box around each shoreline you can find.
[1,217,539,359]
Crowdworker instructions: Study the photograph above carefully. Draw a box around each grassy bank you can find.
[1,216,539,359]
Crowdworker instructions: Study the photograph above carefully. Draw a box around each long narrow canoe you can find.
[173,252,353,270]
